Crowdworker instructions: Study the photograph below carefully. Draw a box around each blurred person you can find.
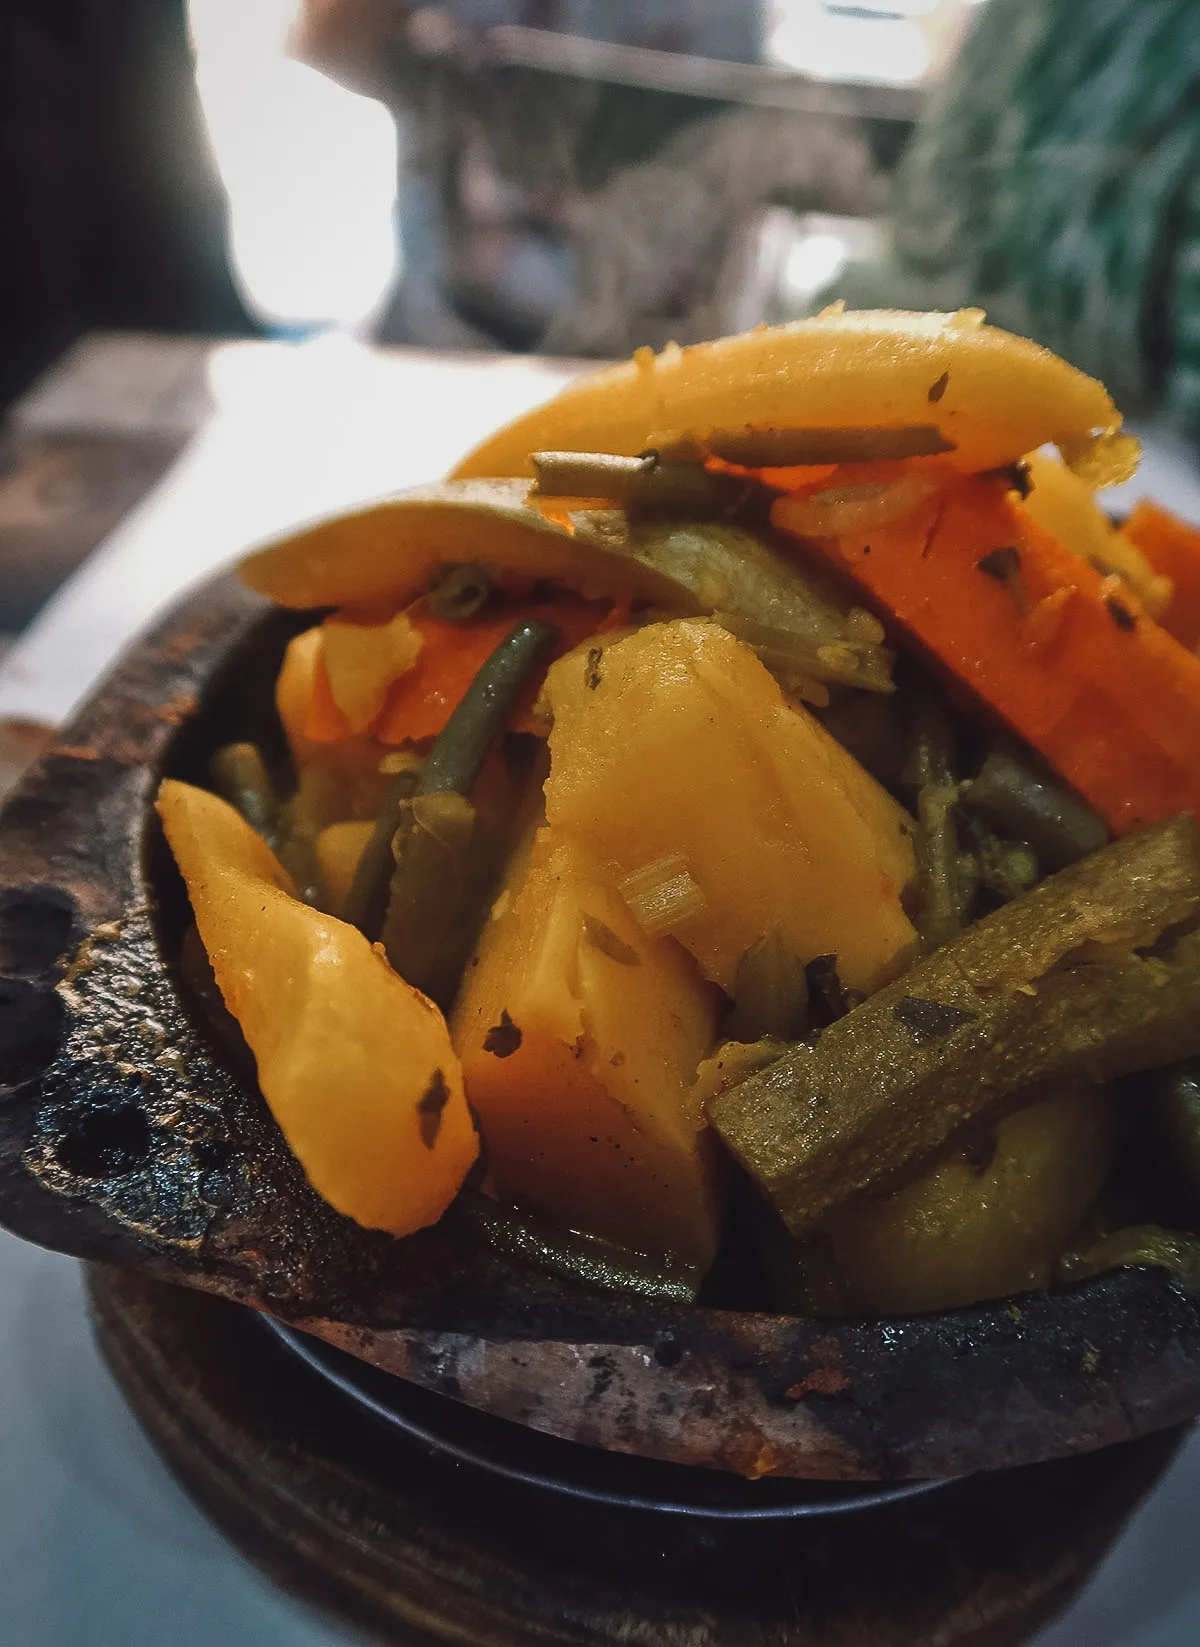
[295,0,880,355]
[0,0,255,412]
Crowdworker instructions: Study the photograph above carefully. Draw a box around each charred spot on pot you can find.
[0,887,75,977]
[483,1010,522,1058]
[0,978,65,1086]
[927,371,950,404]
[54,1102,151,1179]
[893,996,978,1043]
[418,1068,451,1147]
[653,1331,684,1368]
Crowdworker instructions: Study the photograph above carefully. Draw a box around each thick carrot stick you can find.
[774,475,1200,836]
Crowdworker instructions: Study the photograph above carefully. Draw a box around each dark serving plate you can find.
[1,570,1199,1483]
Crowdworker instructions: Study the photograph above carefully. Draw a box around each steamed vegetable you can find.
[542,618,918,994]
[157,779,478,1235]
[451,826,721,1266]
[711,815,1200,1234]
[452,309,1130,482]
[777,473,1200,836]
[177,307,1200,1313]
[826,1085,1118,1313]
[378,619,559,1005]
[1020,451,1171,617]
[960,745,1109,871]
[1123,499,1200,650]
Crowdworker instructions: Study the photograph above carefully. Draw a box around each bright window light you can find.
[188,0,399,331]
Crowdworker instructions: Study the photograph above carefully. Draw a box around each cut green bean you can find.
[961,745,1109,871]
[209,743,279,844]
[711,815,1200,1234]
[906,701,966,948]
[345,619,556,951]
[341,763,422,941]
[427,562,491,622]
[376,618,559,1002]
[531,449,757,520]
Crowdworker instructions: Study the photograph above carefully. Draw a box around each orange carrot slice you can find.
[1124,500,1200,652]
[774,475,1200,836]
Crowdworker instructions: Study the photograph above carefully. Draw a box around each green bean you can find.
[341,763,422,940]
[209,743,279,844]
[728,930,810,1044]
[531,449,756,520]
[711,815,1200,1234]
[453,1189,703,1302]
[419,618,559,797]
[961,745,1109,870]
[699,424,955,467]
[1057,1226,1200,1291]
[905,701,966,948]
[427,562,491,622]
[1152,1062,1200,1191]
[378,619,559,1002]
[345,619,555,948]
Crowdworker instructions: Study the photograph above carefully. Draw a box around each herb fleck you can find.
[1105,595,1136,631]
[483,1010,523,1058]
[585,646,604,690]
[977,546,1021,582]
[418,1068,451,1147]
[927,370,950,404]
[894,996,978,1042]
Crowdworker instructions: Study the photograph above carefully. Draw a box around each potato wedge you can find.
[451,309,1127,481]
[826,1085,1117,1314]
[158,779,477,1235]
[451,827,721,1266]
[542,619,917,994]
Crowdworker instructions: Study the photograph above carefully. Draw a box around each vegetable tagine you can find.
[160,307,1200,1319]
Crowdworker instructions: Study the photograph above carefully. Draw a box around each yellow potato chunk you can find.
[274,627,390,828]
[452,310,1125,481]
[321,609,423,733]
[826,1086,1117,1314]
[315,820,373,916]
[543,619,917,994]
[451,827,721,1266]
[158,779,477,1236]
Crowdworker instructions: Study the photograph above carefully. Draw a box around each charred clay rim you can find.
[0,570,1199,1482]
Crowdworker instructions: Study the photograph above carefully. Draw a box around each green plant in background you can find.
[842,0,1200,439]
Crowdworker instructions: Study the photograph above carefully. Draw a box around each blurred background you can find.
[2,0,1199,642]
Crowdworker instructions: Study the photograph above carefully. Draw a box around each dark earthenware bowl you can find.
[1,571,1199,1482]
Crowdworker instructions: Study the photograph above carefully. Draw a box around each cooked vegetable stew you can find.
[163,309,1200,1317]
